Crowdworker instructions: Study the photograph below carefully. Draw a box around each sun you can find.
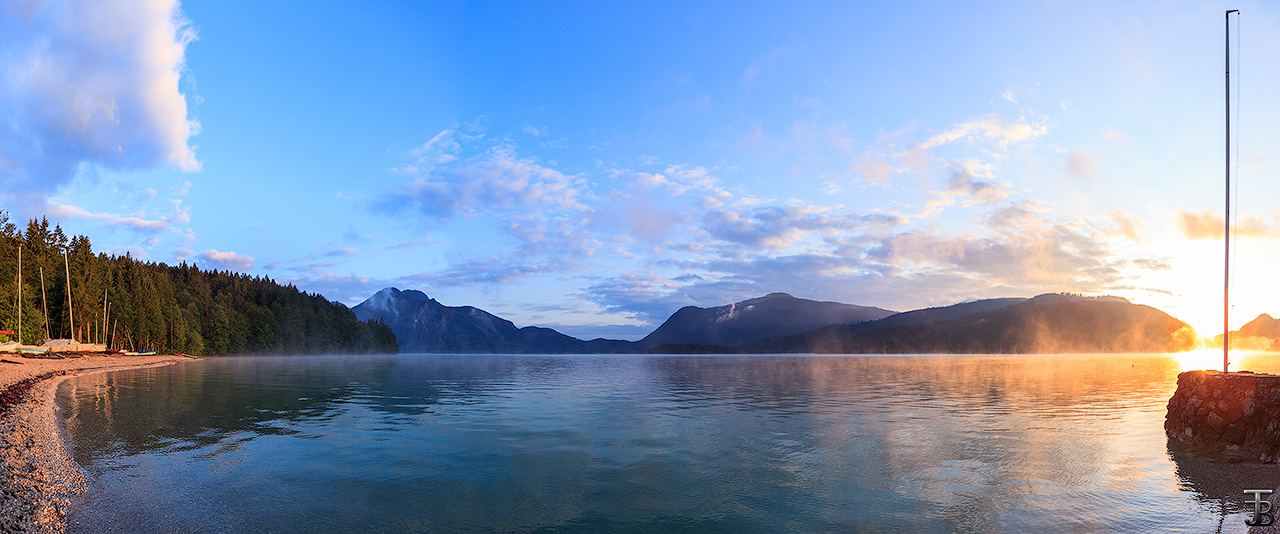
[1172,348,1226,373]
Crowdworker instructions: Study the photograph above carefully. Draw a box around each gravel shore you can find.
[0,355,186,534]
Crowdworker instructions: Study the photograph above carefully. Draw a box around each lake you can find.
[57,352,1280,533]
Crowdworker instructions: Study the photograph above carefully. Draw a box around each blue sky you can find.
[4,0,1280,341]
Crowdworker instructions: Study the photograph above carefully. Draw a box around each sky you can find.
[3,0,1280,341]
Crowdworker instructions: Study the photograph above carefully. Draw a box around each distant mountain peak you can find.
[638,292,895,349]
[352,287,637,354]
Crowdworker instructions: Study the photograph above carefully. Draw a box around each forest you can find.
[1,214,397,356]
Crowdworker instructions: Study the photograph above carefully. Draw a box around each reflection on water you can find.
[58,354,1280,533]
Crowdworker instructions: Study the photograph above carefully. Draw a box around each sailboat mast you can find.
[40,267,49,340]
[1225,9,1238,373]
[64,252,73,341]
[16,246,20,344]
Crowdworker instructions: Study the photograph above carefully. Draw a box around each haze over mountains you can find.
[353,287,1203,355]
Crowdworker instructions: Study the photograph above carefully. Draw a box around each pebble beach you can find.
[0,355,185,534]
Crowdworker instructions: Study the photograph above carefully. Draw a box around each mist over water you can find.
[57,354,1280,533]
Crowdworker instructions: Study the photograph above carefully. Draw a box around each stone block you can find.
[1208,411,1225,430]
[1225,424,1246,445]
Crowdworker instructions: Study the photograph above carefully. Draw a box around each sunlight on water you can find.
[1172,348,1272,373]
[1174,348,1229,372]
[56,354,1280,533]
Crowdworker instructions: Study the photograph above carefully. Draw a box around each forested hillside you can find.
[0,214,397,356]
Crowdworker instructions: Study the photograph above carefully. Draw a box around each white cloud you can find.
[0,0,200,200]
[1067,150,1095,179]
[198,249,255,271]
[920,114,1047,150]
[853,153,892,185]
[44,200,186,234]
[916,163,1013,218]
[701,205,906,251]
[380,146,584,217]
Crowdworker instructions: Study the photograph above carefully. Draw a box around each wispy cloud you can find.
[44,200,188,234]
[378,144,585,218]
[920,114,1047,150]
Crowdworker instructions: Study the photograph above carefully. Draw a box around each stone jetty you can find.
[1165,370,1280,462]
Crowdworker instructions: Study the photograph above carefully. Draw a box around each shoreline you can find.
[0,355,188,534]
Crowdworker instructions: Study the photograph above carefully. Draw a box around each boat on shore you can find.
[41,339,107,354]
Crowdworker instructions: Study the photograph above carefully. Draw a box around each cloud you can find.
[198,249,254,271]
[392,129,461,175]
[1067,150,1095,180]
[0,0,200,201]
[1109,210,1142,241]
[581,201,1150,328]
[277,269,382,306]
[985,202,1043,231]
[581,271,701,323]
[853,153,892,185]
[1178,211,1280,240]
[113,181,158,204]
[379,146,584,217]
[917,163,1013,218]
[44,200,185,234]
[701,205,906,250]
[920,114,1047,150]
[402,255,562,287]
[323,247,357,257]
[606,197,683,244]
[741,47,791,94]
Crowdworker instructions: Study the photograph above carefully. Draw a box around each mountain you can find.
[635,292,896,351]
[354,288,1199,356]
[352,288,636,353]
[813,293,1195,354]
[1210,313,1280,351]
[1240,314,1280,338]
[738,297,1028,353]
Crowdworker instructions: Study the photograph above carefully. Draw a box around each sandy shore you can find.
[0,355,187,534]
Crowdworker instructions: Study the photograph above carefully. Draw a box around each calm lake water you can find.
[57,353,1280,533]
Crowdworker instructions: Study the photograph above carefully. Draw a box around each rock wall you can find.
[1165,370,1280,462]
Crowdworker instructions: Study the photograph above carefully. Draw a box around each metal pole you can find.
[1225,10,1238,373]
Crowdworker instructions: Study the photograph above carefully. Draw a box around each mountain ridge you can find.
[353,288,1204,355]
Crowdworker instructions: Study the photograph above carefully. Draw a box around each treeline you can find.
[1,215,397,356]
